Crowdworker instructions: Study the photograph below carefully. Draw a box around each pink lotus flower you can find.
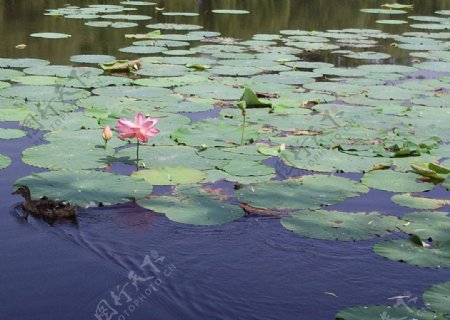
[116,113,159,143]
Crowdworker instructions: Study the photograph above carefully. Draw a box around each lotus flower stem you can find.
[136,140,140,171]
[240,111,246,146]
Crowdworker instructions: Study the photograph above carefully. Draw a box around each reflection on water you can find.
[0,0,449,64]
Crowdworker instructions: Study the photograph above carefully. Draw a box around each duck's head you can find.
[12,185,31,198]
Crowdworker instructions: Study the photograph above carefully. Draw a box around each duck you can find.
[12,185,77,220]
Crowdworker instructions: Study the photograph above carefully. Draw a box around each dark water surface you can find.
[1,1,450,320]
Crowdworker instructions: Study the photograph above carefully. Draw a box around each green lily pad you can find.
[0,68,24,80]
[281,210,398,241]
[162,12,199,16]
[145,23,203,31]
[236,175,369,211]
[0,58,49,68]
[0,81,10,89]
[137,186,244,225]
[121,1,156,5]
[398,211,450,241]
[92,86,171,99]
[336,305,444,320]
[22,138,113,170]
[131,167,206,185]
[14,170,152,207]
[100,14,152,20]
[221,159,275,177]
[376,19,408,24]
[174,82,243,100]
[116,145,221,170]
[24,65,103,77]
[374,237,450,268]
[0,85,90,101]
[0,154,11,169]
[361,170,434,192]
[70,54,116,64]
[172,118,259,147]
[360,8,407,14]
[11,76,59,86]
[211,9,250,14]
[343,51,391,60]
[414,61,450,72]
[30,32,71,39]
[423,281,450,315]
[280,149,386,173]
[85,21,112,28]
[0,128,26,139]
[119,46,167,54]
[392,193,449,210]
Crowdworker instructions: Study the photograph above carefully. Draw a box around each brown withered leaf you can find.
[240,203,287,216]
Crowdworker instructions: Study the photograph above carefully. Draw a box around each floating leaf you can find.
[281,210,398,241]
[14,170,152,207]
[423,281,450,315]
[392,193,449,210]
[0,128,26,139]
[30,32,71,39]
[336,305,443,320]
[131,167,206,185]
[360,8,407,14]
[374,237,450,268]
[211,9,250,14]
[280,149,387,173]
[70,54,116,64]
[236,175,369,211]
[398,211,450,242]
[0,154,11,170]
[137,186,244,225]
[172,118,259,147]
[240,87,271,108]
[361,170,434,192]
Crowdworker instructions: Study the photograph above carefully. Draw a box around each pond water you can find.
[1,1,450,319]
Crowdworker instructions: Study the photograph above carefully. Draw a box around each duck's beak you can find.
[11,190,18,195]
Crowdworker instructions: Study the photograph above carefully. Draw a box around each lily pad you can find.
[137,186,244,225]
[174,82,243,100]
[236,175,369,211]
[131,167,206,185]
[280,149,386,173]
[397,211,450,241]
[0,58,49,68]
[11,76,59,86]
[172,118,259,147]
[360,8,407,14]
[70,54,116,64]
[423,281,450,315]
[392,193,449,210]
[22,139,113,170]
[0,128,26,139]
[361,170,434,192]
[30,32,71,39]
[116,145,221,170]
[14,170,152,207]
[336,305,444,320]
[211,9,250,14]
[281,210,398,241]
[374,237,450,268]
[0,154,11,169]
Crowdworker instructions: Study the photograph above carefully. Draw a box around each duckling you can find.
[12,185,77,220]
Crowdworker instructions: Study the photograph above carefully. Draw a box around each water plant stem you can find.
[240,111,246,146]
[136,140,140,171]
[103,140,108,149]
